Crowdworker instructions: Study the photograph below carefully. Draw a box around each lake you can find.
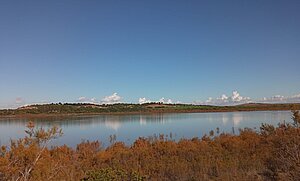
[0,111,293,147]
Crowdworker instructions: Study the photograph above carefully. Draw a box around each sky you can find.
[0,0,300,108]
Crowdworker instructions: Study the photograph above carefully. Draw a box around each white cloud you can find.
[231,91,250,102]
[138,97,174,104]
[220,94,228,101]
[139,97,151,104]
[205,97,213,103]
[258,93,300,103]
[159,97,173,104]
[78,97,97,103]
[101,93,122,104]
[292,94,300,98]
[202,91,251,105]
[78,97,87,102]
[195,91,300,106]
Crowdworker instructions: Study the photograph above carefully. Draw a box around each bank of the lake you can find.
[0,102,299,119]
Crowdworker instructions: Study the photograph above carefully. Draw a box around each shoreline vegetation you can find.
[1,102,300,119]
[0,110,299,180]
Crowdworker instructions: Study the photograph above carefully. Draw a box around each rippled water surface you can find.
[0,111,292,147]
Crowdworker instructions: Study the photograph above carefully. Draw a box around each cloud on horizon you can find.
[4,91,300,109]
[259,94,300,104]
[139,97,151,104]
[138,97,174,104]
[159,97,173,104]
[78,96,97,103]
[198,91,251,106]
[78,97,87,102]
[101,93,122,104]
[194,91,300,106]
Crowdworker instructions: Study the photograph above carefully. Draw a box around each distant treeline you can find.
[0,111,299,180]
[1,102,300,116]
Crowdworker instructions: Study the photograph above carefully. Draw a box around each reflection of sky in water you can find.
[0,111,292,147]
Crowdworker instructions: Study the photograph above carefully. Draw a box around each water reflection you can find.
[0,111,293,147]
[105,118,121,131]
[222,113,229,125]
[232,113,242,126]
[139,115,147,125]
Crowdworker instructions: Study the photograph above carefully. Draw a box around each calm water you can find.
[0,111,292,147]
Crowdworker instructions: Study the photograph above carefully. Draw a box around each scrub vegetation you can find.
[0,111,299,180]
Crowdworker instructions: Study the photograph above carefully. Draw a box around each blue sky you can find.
[0,0,300,108]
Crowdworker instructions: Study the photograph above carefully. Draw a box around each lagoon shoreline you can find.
[1,103,299,119]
